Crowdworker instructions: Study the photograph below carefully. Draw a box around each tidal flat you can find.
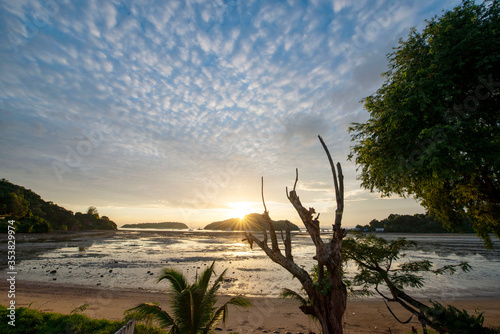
[2,230,499,299]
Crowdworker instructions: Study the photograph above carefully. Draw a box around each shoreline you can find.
[2,281,499,333]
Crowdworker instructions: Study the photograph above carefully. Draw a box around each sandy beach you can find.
[2,280,499,333]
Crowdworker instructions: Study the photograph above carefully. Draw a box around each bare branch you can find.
[284,221,293,261]
[261,176,268,214]
[318,135,344,229]
[293,168,298,192]
[245,136,348,333]
[246,231,311,291]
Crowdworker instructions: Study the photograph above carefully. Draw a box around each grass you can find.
[0,304,167,334]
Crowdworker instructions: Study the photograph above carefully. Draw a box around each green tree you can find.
[342,233,496,334]
[127,261,251,334]
[87,206,99,221]
[30,216,52,233]
[348,0,500,247]
[7,192,31,220]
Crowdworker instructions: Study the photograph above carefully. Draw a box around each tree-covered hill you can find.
[355,212,474,233]
[0,178,117,233]
[121,222,188,229]
[204,213,300,231]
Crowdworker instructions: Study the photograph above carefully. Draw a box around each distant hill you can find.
[0,178,117,233]
[355,212,473,233]
[121,222,188,229]
[204,213,300,231]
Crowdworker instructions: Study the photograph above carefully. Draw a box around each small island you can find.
[204,213,300,231]
[121,222,188,229]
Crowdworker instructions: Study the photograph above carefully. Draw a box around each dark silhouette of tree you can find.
[244,136,347,333]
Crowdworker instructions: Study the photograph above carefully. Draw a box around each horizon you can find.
[1,1,463,229]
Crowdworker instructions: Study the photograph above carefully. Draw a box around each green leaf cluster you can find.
[349,0,500,247]
[127,261,251,334]
[423,301,498,334]
[341,233,499,333]
[0,304,166,334]
[342,233,471,296]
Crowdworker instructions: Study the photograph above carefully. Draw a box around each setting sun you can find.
[227,202,253,220]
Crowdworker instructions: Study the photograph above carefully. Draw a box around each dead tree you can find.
[244,136,347,334]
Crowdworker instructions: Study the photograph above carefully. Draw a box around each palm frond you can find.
[126,302,177,330]
[207,267,228,297]
[203,295,251,333]
[171,288,196,332]
[226,295,252,308]
[279,288,309,306]
[157,268,188,294]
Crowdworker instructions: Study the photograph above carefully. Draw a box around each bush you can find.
[0,305,166,334]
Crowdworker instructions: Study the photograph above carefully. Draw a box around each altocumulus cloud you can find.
[0,0,461,226]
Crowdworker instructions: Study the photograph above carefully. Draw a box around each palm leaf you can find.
[126,302,177,330]
[207,266,228,297]
[198,263,229,328]
[171,288,197,333]
[197,261,216,293]
[157,268,188,294]
[226,295,252,308]
[280,288,308,306]
[203,295,251,334]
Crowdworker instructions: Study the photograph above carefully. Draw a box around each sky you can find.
[0,0,463,228]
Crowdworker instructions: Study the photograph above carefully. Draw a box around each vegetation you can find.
[0,304,166,334]
[245,136,348,333]
[355,212,473,233]
[342,233,497,334]
[348,0,500,247]
[204,213,300,231]
[0,179,117,232]
[127,261,251,333]
[121,222,189,229]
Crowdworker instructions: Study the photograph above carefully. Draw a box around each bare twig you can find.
[261,176,268,214]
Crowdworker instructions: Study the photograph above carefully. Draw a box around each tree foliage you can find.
[127,261,251,334]
[355,212,470,233]
[348,0,500,246]
[342,233,497,333]
[0,179,117,232]
[0,305,166,334]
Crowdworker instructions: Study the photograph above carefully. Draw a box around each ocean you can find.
[4,230,500,299]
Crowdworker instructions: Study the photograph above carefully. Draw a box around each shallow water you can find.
[2,230,499,299]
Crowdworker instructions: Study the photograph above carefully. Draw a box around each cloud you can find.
[0,0,459,227]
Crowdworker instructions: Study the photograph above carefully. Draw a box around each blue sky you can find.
[0,0,461,228]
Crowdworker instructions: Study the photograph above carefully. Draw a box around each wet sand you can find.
[1,280,499,333]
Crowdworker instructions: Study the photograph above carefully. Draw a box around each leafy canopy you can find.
[348,0,500,246]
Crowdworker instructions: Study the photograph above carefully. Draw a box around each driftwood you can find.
[244,135,347,334]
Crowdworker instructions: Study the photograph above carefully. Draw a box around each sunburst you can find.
[227,202,252,220]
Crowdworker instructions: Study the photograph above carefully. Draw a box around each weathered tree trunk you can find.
[245,136,347,334]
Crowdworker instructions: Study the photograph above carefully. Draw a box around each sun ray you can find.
[227,202,252,220]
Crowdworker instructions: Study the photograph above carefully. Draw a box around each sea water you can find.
[3,230,499,299]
